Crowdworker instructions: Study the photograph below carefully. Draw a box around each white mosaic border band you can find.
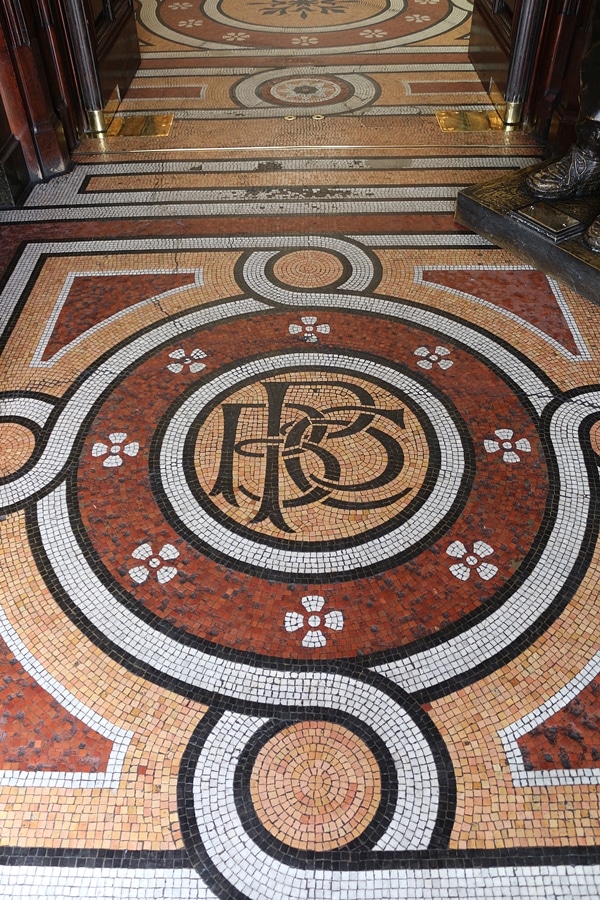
[0,397,55,428]
[0,606,132,789]
[414,265,591,362]
[4,863,600,899]
[0,868,216,899]
[500,649,600,787]
[139,49,472,62]
[160,352,465,575]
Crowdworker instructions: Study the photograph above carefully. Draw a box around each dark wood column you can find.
[526,0,593,152]
[0,0,71,180]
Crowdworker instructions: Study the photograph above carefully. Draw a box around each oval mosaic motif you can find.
[148,0,459,53]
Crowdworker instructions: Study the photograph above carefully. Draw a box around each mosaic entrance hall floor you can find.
[3,1,600,898]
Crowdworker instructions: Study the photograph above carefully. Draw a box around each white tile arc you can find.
[159,352,464,575]
[374,394,599,692]
[189,706,440,900]
[0,298,269,511]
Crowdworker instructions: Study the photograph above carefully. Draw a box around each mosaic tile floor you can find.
[2,1,600,897]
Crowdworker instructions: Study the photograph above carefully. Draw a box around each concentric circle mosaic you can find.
[271,249,346,288]
[257,75,352,106]
[248,719,382,851]
[232,71,378,113]
[0,422,36,479]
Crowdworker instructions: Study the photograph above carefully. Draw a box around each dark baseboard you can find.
[455,165,600,305]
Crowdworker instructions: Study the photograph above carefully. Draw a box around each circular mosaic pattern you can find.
[258,75,351,106]
[145,0,467,55]
[66,303,550,665]
[271,250,346,288]
[233,70,378,113]
[0,422,36,479]
[249,720,382,851]
[160,352,464,575]
[190,368,430,544]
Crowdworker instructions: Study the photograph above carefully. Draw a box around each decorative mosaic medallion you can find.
[233,70,378,113]
[247,719,383,851]
[141,0,468,55]
[257,75,352,106]
[1,239,592,689]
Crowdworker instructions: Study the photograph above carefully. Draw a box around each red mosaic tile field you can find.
[0,639,111,773]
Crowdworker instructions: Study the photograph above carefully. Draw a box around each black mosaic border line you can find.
[414,391,600,702]
[158,354,462,567]
[232,708,398,859]
[177,677,456,894]
[7,843,600,870]
[0,848,190,868]
[22,298,569,692]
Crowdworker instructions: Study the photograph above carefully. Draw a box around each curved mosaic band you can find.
[179,681,454,897]
[159,352,465,576]
[29,250,582,694]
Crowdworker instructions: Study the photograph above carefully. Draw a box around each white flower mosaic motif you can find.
[168,2,192,8]
[178,18,203,27]
[128,543,179,585]
[359,29,387,38]
[446,540,498,582]
[414,346,453,370]
[167,347,207,373]
[291,35,319,45]
[284,595,344,648]
[484,429,532,464]
[92,432,139,468]
[289,316,330,343]
[406,14,431,21]
[222,31,250,41]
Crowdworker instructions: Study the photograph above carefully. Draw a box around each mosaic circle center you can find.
[192,368,430,543]
[249,720,382,851]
